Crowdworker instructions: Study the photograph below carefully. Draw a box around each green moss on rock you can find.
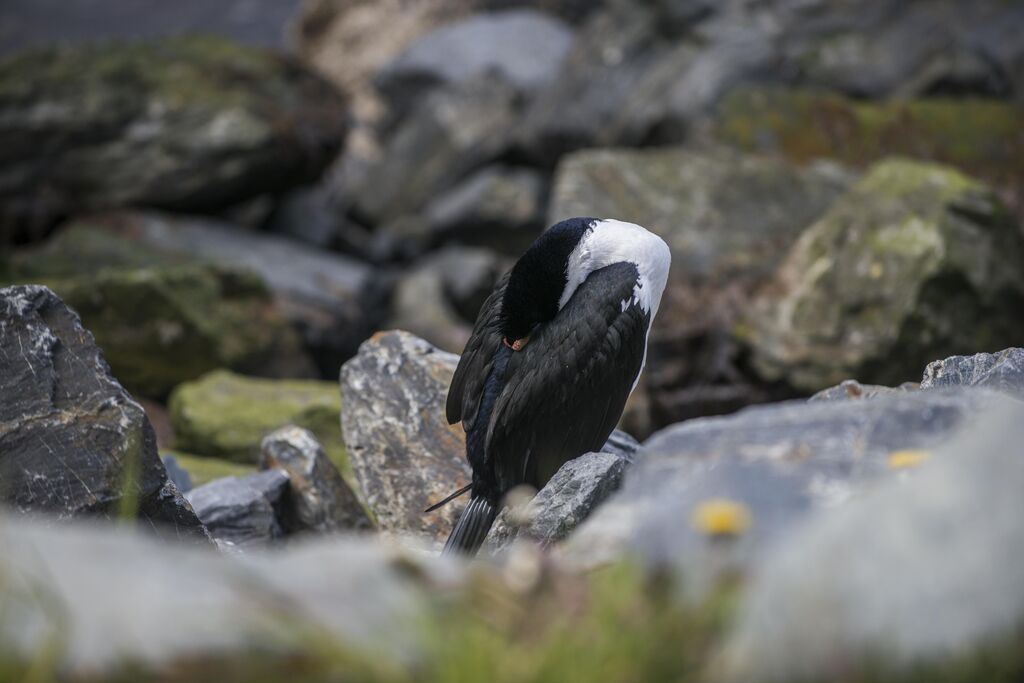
[745,158,1024,391]
[168,370,349,476]
[163,451,256,487]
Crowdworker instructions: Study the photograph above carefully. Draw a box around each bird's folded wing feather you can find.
[484,262,650,491]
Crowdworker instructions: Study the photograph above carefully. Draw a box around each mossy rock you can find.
[163,451,256,487]
[0,34,347,238]
[169,370,350,476]
[744,158,1024,391]
[715,87,1024,216]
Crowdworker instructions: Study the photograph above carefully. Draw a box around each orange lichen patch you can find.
[887,449,931,470]
[691,499,752,538]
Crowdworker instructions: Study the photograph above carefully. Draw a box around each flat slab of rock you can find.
[721,399,1024,682]
[921,347,1024,398]
[260,425,371,533]
[185,469,289,550]
[565,388,1012,582]
[340,331,468,542]
[0,285,207,540]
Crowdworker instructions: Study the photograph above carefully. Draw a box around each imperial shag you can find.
[433,217,671,555]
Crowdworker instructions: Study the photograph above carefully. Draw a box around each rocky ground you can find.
[1,0,1023,680]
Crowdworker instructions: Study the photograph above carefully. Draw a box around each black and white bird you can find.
[431,217,671,555]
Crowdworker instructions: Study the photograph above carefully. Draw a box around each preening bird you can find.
[431,217,671,555]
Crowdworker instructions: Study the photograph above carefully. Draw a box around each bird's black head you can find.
[501,217,594,341]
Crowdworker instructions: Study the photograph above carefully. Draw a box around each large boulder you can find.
[744,158,1024,393]
[549,146,851,423]
[260,425,371,533]
[5,211,387,374]
[184,470,290,550]
[721,399,1024,682]
[168,370,348,472]
[921,347,1024,398]
[565,388,1011,584]
[340,331,467,542]
[1,260,308,399]
[0,285,207,540]
[0,35,347,241]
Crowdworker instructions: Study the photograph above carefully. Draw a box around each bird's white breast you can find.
[558,219,671,318]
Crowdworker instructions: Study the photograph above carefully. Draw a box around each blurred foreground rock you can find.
[566,387,1014,586]
[721,401,1024,682]
[169,370,347,471]
[746,158,1024,392]
[921,347,1024,398]
[260,425,371,533]
[0,285,207,540]
[0,35,347,241]
[185,470,289,550]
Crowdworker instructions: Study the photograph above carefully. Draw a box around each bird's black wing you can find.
[446,272,510,430]
[484,262,650,492]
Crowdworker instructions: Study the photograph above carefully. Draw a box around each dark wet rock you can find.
[185,469,289,550]
[921,347,1024,398]
[2,258,308,398]
[566,388,1009,581]
[386,247,505,353]
[265,186,345,250]
[722,398,1024,682]
[0,285,208,540]
[162,455,193,493]
[340,331,467,542]
[809,379,918,403]
[376,9,573,122]
[260,425,371,533]
[744,159,1024,393]
[8,211,386,374]
[422,166,547,256]
[600,429,641,462]
[0,35,347,241]
[169,370,348,473]
[348,77,517,227]
[486,450,631,553]
[550,146,851,423]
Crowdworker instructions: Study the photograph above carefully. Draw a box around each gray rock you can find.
[260,425,371,534]
[745,159,1024,393]
[600,429,641,462]
[350,77,517,226]
[808,379,918,402]
[0,35,347,240]
[162,455,193,493]
[565,388,1009,582]
[921,347,1024,398]
[423,166,547,256]
[0,285,208,540]
[38,211,387,373]
[486,450,631,553]
[0,516,456,672]
[377,9,574,119]
[340,331,468,543]
[721,398,1024,682]
[185,470,289,550]
[386,247,504,353]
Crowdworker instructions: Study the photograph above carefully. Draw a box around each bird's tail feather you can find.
[442,496,498,556]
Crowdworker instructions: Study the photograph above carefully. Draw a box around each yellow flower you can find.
[691,498,752,538]
[886,449,931,470]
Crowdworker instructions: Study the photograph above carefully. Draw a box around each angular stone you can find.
[485,450,630,553]
[185,469,289,550]
[721,399,1024,682]
[565,388,1010,580]
[168,370,348,471]
[744,159,1024,392]
[0,35,347,240]
[162,455,193,493]
[260,425,371,533]
[0,285,207,540]
[340,331,467,542]
[921,347,1024,398]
